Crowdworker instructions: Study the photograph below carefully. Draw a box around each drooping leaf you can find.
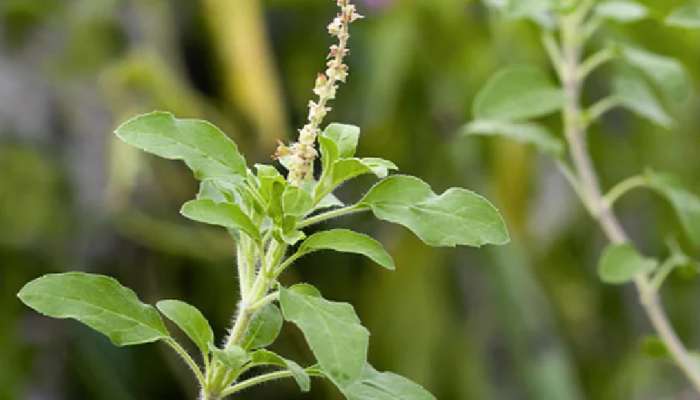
[241,304,283,350]
[612,72,673,128]
[666,3,700,29]
[598,243,657,284]
[646,170,700,245]
[156,300,213,356]
[595,1,648,22]
[322,124,360,158]
[280,284,369,387]
[297,229,395,270]
[17,272,169,346]
[249,349,311,392]
[341,364,436,400]
[114,111,247,180]
[210,344,250,371]
[473,65,564,121]
[180,199,260,240]
[462,119,563,155]
[621,46,689,102]
[359,175,509,247]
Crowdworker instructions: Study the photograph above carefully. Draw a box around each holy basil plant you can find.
[465,0,700,393]
[17,1,508,399]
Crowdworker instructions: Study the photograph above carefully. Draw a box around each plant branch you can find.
[220,370,295,397]
[584,96,622,126]
[297,204,366,229]
[555,10,700,392]
[602,175,648,208]
[164,338,206,387]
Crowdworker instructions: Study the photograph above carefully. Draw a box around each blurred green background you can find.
[1,0,700,399]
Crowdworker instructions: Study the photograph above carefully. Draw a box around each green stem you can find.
[584,96,622,126]
[164,338,206,387]
[602,175,648,208]
[578,46,616,79]
[297,204,366,229]
[220,370,295,397]
[554,6,700,392]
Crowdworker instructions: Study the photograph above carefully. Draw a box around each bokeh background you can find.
[2,0,700,399]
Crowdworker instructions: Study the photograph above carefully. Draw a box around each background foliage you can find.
[1,0,699,399]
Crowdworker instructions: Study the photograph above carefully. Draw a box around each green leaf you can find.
[323,124,360,158]
[666,3,700,29]
[241,304,283,350]
[646,170,700,245]
[316,193,345,211]
[280,284,369,387]
[283,185,314,217]
[342,364,436,400]
[473,65,564,121]
[211,344,250,371]
[462,119,563,156]
[595,1,648,22]
[17,272,169,346]
[612,72,672,128]
[180,199,260,240]
[328,158,398,190]
[359,175,509,247]
[598,243,657,284]
[249,349,311,392]
[156,300,213,356]
[319,135,340,175]
[115,111,247,180]
[297,229,395,270]
[621,46,689,102]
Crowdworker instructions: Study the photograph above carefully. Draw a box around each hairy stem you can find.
[220,370,295,397]
[557,9,700,392]
[297,204,366,229]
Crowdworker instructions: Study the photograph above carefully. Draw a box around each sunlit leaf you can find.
[666,3,700,29]
[241,304,283,350]
[462,119,563,155]
[249,349,311,391]
[595,1,648,22]
[180,199,260,240]
[612,72,673,128]
[473,65,564,121]
[621,46,689,102]
[646,170,700,245]
[360,175,509,247]
[156,300,213,356]
[297,229,395,270]
[18,272,169,346]
[342,364,436,400]
[598,243,657,284]
[323,123,360,158]
[280,284,369,387]
[114,111,247,180]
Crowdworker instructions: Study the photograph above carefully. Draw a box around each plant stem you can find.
[298,204,365,229]
[220,371,295,397]
[556,9,700,392]
[602,175,647,208]
[165,338,206,387]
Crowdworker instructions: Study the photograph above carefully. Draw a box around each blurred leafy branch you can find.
[465,0,700,392]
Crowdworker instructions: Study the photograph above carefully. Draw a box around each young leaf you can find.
[114,111,247,180]
[316,193,345,211]
[473,65,564,121]
[341,364,436,400]
[249,349,311,392]
[598,243,657,284]
[461,119,563,156]
[241,304,284,350]
[280,284,369,387]
[595,1,648,22]
[297,229,395,270]
[359,175,509,247]
[283,185,314,217]
[180,199,260,241]
[323,123,360,158]
[666,3,700,29]
[18,272,169,346]
[621,46,689,102]
[646,170,700,245]
[156,300,213,357]
[326,158,399,194]
[319,135,341,174]
[211,344,250,371]
[612,73,673,128]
